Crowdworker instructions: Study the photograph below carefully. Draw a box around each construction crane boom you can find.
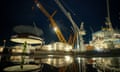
[54,0,80,46]
[55,0,86,52]
[54,0,79,32]
[34,0,66,43]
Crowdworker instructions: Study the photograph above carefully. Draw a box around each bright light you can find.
[48,47,53,51]
[48,55,53,57]
[95,47,103,52]
[77,57,81,63]
[0,47,3,52]
[47,58,52,63]
[65,45,72,52]
[36,3,40,8]
[65,48,71,52]
[53,27,58,32]
[64,56,71,61]
[64,56,73,64]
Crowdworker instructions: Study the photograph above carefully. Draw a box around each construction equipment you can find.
[33,0,66,43]
[54,0,86,52]
[33,0,78,45]
[54,1,86,72]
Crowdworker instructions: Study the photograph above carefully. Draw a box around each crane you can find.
[54,0,86,52]
[33,0,67,43]
[54,1,86,72]
[105,0,114,32]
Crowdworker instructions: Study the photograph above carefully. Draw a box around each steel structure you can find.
[34,0,66,43]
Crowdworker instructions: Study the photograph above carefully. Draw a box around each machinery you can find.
[0,0,120,72]
[33,0,82,47]
[54,0,86,52]
[34,0,66,43]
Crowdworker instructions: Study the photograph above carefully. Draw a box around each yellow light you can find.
[48,55,53,57]
[53,27,58,32]
[77,57,81,63]
[64,56,71,62]
[48,58,52,63]
[65,46,72,52]
[0,47,3,52]
[48,47,52,51]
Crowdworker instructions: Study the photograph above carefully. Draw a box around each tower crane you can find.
[33,0,67,43]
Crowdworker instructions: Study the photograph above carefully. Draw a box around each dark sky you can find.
[0,0,120,46]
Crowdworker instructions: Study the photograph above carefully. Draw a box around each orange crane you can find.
[33,1,79,72]
[33,0,66,43]
[33,0,77,45]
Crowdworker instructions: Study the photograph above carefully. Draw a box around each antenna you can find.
[106,0,114,31]
[107,0,110,19]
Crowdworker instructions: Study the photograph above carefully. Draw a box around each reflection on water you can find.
[94,57,120,72]
[0,57,120,72]
[0,47,120,72]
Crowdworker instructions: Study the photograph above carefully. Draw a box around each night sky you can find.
[0,0,120,45]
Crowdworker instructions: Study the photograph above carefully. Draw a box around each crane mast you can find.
[54,0,86,52]
[105,0,114,31]
[55,0,79,32]
[34,0,66,43]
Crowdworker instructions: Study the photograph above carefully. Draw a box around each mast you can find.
[55,0,86,52]
[54,0,79,32]
[105,0,114,31]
